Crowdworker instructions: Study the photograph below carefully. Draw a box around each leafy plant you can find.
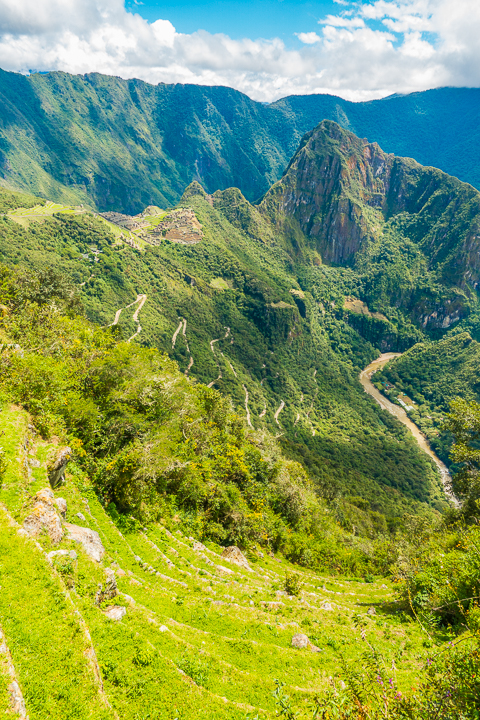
[284,571,303,597]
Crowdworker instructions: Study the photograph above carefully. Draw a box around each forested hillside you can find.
[1,68,480,212]
[4,117,480,527]
[2,96,480,719]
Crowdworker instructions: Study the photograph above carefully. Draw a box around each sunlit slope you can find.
[0,180,446,520]
[0,403,434,720]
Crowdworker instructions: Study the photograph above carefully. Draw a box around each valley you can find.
[1,97,480,717]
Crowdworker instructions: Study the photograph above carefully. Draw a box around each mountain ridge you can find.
[1,69,480,213]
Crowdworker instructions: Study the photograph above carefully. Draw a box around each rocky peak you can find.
[259,120,480,286]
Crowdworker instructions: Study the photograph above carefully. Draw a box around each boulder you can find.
[103,606,126,621]
[48,446,72,489]
[291,633,309,649]
[76,512,86,522]
[64,523,105,562]
[55,497,67,517]
[23,488,63,544]
[367,606,376,616]
[221,546,252,572]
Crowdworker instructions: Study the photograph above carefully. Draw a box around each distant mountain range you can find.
[0,68,480,213]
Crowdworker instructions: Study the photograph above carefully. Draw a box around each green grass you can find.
[0,403,444,719]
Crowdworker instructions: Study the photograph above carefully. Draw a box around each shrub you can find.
[284,571,303,596]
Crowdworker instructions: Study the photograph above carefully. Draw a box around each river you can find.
[359,353,457,504]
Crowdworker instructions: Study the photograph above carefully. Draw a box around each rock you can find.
[321,602,333,611]
[193,541,207,553]
[134,555,142,563]
[64,523,105,562]
[30,458,41,468]
[367,606,376,615]
[76,512,86,522]
[215,564,235,576]
[159,625,168,632]
[291,633,309,649]
[55,497,67,517]
[310,645,322,653]
[8,680,26,716]
[103,606,126,621]
[48,446,72,489]
[380,584,388,589]
[23,488,63,544]
[122,594,135,605]
[221,546,252,572]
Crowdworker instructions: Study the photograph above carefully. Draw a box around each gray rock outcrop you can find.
[48,446,72,489]
[221,546,252,572]
[64,523,105,562]
[55,497,67,517]
[23,488,63,544]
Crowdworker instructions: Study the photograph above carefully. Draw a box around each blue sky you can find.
[125,0,340,43]
[0,0,478,102]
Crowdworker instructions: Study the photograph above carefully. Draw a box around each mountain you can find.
[1,117,480,719]
[1,69,480,213]
[4,117,480,527]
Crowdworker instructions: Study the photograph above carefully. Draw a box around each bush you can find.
[284,571,303,596]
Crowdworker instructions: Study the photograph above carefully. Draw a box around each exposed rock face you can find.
[291,633,309,649]
[64,523,105,562]
[23,488,63,544]
[259,119,480,289]
[48,447,72,489]
[55,497,67,517]
[221,546,252,572]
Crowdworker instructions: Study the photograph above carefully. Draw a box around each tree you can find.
[444,398,480,520]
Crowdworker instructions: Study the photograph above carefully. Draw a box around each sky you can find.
[0,0,479,102]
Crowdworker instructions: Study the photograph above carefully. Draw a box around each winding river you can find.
[359,353,457,504]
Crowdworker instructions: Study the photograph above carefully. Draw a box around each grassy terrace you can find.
[0,402,442,719]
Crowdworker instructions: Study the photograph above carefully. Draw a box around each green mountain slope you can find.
[0,398,441,720]
[1,69,480,213]
[6,118,479,523]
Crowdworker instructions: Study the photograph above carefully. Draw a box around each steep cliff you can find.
[259,120,480,295]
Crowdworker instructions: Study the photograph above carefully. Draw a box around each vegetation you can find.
[1,69,480,211]
[1,114,480,716]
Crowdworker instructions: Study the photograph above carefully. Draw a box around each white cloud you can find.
[0,0,478,102]
[296,32,322,45]
[320,15,366,29]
